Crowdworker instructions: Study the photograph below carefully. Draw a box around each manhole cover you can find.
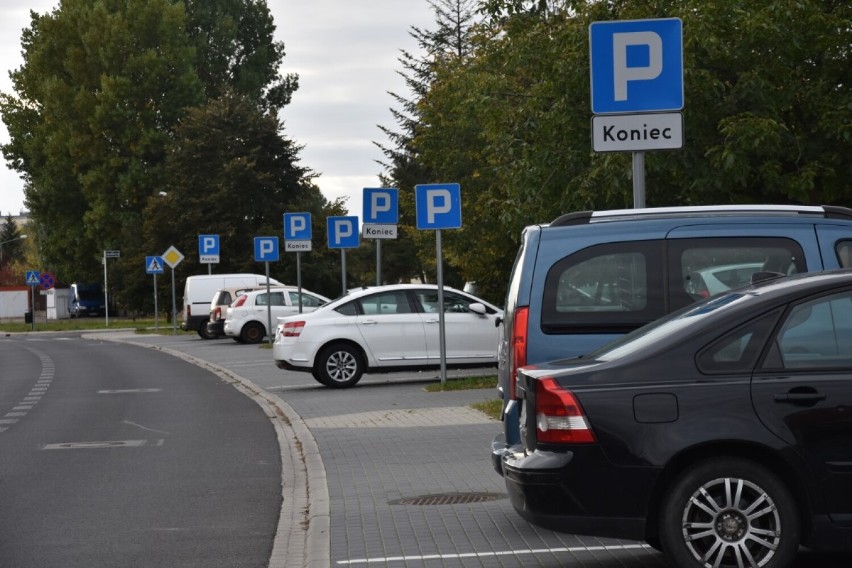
[390,492,505,506]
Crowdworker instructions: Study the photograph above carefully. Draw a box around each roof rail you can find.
[550,211,593,227]
[822,205,852,220]
[549,204,852,227]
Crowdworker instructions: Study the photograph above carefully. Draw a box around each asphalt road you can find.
[0,334,281,568]
[3,331,850,568]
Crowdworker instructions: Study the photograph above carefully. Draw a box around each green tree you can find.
[0,214,26,268]
[184,0,298,111]
[1,0,204,285]
[0,0,302,309]
[135,89,341,310]
[412,0,852,303]
[377,0,480,286]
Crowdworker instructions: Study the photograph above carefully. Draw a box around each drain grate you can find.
[391,492,505,506]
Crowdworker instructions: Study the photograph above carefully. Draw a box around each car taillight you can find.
[213,307,221,320]
[535,377,596,444]
[186,305,191,317]
[233,295,248,308]
[282,321,305,337]
[509,306,529,400]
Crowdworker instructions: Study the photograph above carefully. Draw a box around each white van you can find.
[180,273,282,338]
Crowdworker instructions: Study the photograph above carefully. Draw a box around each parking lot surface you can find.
[96,332,849,568]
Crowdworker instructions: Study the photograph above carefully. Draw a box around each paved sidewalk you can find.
[91,332,670,568]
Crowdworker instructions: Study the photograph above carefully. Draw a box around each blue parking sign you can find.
[284,212,312,240]
[327,216,360,249]
[254,236,279,262]
[415,183,462,230]
[198,234,220,264]
[590,18,683,114]
[363,188,398,224]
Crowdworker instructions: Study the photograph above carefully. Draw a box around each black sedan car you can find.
[500,270,852,568]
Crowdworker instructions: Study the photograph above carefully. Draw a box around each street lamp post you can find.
[0,234,28,265]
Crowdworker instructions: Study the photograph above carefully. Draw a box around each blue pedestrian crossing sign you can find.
[25,270,40,286]
[146,256,165,274]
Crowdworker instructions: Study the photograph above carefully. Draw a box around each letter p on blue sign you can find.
[198,234,220,264]
[254,236,279,262]
[415,183,462,230]
[589,18,683,114]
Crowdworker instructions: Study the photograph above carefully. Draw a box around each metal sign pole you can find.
[376,240,382,286]
[296,252,303,313]
[633,151,646,208]
[436,229,447,386]
[265,261,273,344]
[341,250,347,296]
[153,273,159,331]
[171,267,177,335]
[30,285,35,331]
[103,250,109,327]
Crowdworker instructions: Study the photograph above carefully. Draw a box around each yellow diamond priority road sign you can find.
[162,245,184,269]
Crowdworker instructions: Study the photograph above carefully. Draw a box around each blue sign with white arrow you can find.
[589,18,683,114]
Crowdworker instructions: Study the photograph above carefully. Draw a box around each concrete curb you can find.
[85,333,329,568]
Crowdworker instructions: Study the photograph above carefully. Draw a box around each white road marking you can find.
[98,389,162,394]
[42,439,165,450]
[122,420,171,435]
[337,544,654,565]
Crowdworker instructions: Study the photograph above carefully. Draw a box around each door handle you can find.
[361,319,378,325]
[773,392,826,404]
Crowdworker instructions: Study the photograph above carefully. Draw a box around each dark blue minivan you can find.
[491,204,852,470]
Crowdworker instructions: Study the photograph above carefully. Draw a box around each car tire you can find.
[316,343,364,388]
[197,324,214,339]
[311,370,328,386]
[239,322,266,344]
[659,457,800,568]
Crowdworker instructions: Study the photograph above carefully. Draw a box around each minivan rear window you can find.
[542,241,665,333]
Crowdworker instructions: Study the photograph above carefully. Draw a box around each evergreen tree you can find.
[0,214,26,269]
[376,0,479,286]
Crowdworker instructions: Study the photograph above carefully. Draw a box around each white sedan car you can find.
[273,284,503,388]
[223,286,330,344]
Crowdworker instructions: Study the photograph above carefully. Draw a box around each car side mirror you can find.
[469,302,487,315]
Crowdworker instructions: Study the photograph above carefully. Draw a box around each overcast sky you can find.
[0,0,436,219]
